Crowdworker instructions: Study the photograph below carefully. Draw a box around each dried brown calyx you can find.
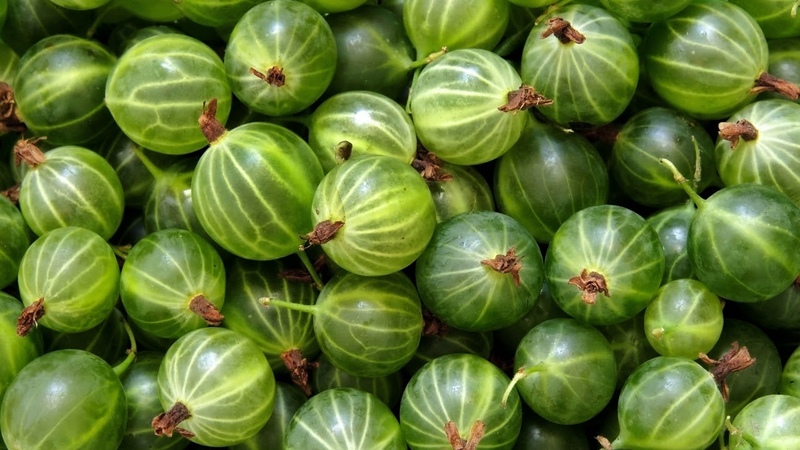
[699,341,756,401]
[16,297,45,337]
[334,140,353,164]
[152,402,195,439]
[422,308,449,337]
[579,124,621,145]
[481,248,523,286]
[498,85,553,112]
[0,82,26,134]
[13,137,47,168]
[198,98,226,144]
[188,295,224,326]
[718,120,758,149]
[750,72,800,100]
[302,220,344,249]
[413,147,452,182]
[567,269,609,304]
[1,184,20,204]
[541,17,586,44]
[281,349,319,396]
[445,420,485,450]
[250,66,286,87]
[278,255,327,284]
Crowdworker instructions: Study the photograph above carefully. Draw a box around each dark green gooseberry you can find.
[12,34,115,144]
[598,0,691,22]
[17,142,125,240]
[172,0,262,27]
[221,257,319,375]
[0,194,29,289]
[646,201,697,284]
[193,110,323,261]
[400,353,522,450]
[520,4,639,127]
[285,388,405,449]
[312,354,404,409]
[763,38,800,104]
[403,0,509,59]
[299,0,366,13]
[49,0,110,10]
[403,313,493,375]
[729,395,800,449]
[263,271,423,378]
[0,291,42,402]
[728,0,800,38]
[640,0,783,120]
[309,154,436,276]
[506,318,617,425]
[0,0,93,55]
[644,278,723,359]
[120,228,225,339]
[224,0,337,116]
[610,106,716,208]
[17,226,119,335]
[427,160,495,223]
[409,48,532,165]
[513,408,590,450]
[494,283,569,354]
[606,356,725,450]
[230,382,307,450]
[324,5,414,100]
[119,352,188,450]
[700,318,783,418]
[0,40,18,85]
[734,280,800,331]
[43,307,128,366]
[307,90,416,173]
[715,99,800,207]
[105,33,232,155]
[494,117,609,243]
[781,345,800,398]
[0,349,127,450]
[545,204,665,325]
[415,210,545,331]
[110,24,181,55]
[117,0,183,22]
[597,312,659,390]
[153,327,276,447]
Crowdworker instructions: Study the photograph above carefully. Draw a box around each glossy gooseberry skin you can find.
[646,201,697,284]
[157,327,276,447]
[729,395,800,449]
[428,161,495,223]
[105,34,232,155]
[0,194,29,289]
[640,0,768,119]
[19,145,124,240]
[173,0,262,27]
[728,0,800,38]
[14,34,116,145]
[230,382,307,450]
[781,345,800,398]
[612,356,725,450]
[688,184,800,303]
[598,0,691,22]
[0,292,42,401]
[285,388,405,450]
[400,353,522,450]
[545,205,665,325]
[0,350,127,450]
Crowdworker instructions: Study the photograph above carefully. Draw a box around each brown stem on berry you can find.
[567,269,609,304]
[0,82,26,134]
[749,72,800,100]
[445,420,485,450]
[281,349,318,396]
[302,220,344,248]
[188,295,224,326]
[498,85,553,112]
[16,297,45,337]
[481,248,524,286]
[198,98,227,144]
[250,66,286,87]
[699,341,756,402]
[422,308,449,337]
[334,140,353,164]
[413,147,452,182]
[152,402,195,438]
[13,137,47,168]
[1,184,20,204]
[596,435,614,450]
[718,120,758,149]
[541,17,586,44]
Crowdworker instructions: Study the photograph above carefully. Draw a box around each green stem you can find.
[691,136,702,190]
[296,249,324,290]
[113,244,131,261]
[407,47,448,71]
[112,315,138,377]
[792,1,799,18]
[130,145,164,181]
[261,297,318,316]
[501,365,545,407]
[659,158,706,209]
